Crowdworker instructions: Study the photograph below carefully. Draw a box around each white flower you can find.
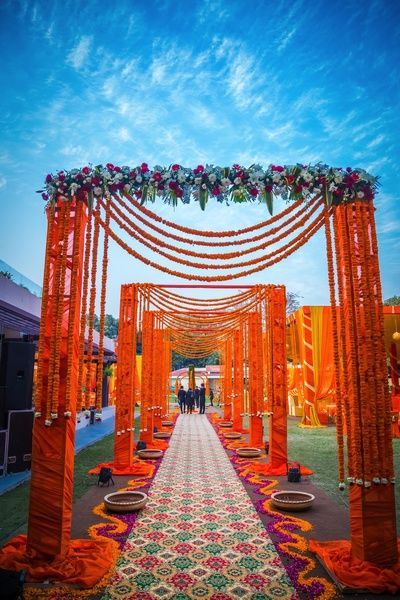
[194,177,202,185]
[272,174,281,183]
[356,191,364,198]
[94,187,103,196]
[208,173,216,183]
[124,183,131,192]
[51,412,58,420]
[34,411,41,418]
[221,178,231,186]
[334,176,343,183]
[70,183,80,193]
[45,419,52,426]
[329,183,337,192]
[201,183,207,190]
[234,177,242,185]
[178,174,185,183]
[103,172,111,180]
[136,175,143,183]
[163,171,171,180]
[232,189,241,196]
[303,173,313,182]
[64,411,72,418]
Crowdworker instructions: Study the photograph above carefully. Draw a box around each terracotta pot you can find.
[271,491,315,511]
[138,449,163,460]
[219,421,233,428]
[104,491,148,512]
[154,431,170,439]
[224,432,242,439]
[236,447,262,458]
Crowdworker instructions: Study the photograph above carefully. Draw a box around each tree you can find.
[0,271,13,280]
[286,291,302,314]
[384,295,400,306]
[89,313,119,339]
[172,351,220,371]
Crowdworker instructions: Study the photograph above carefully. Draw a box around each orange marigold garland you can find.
[324,207,345,487]
[77,209,93,413]
[64,200,84,417]
[95,197,110,419]
[84,203,100,413]
[33,206,55,419]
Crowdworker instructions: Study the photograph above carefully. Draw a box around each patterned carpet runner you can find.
[103,414,297,599]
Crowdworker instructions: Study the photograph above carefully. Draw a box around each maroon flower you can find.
[45,174,52,183]
[169,181,178,191]
[286,175,294,184]
[211,186,221,196]
[75,173,83,181]
[346,167,352,172]
[42,193,49,200]
[57,171,65,180]
[92,176,101,186]
[153,172,162,181]
[129,170,136,178]
[193,164,204,174]
[140,162,149,173]
[264,184,273,193]
[114,165,121,173]
[171,163,180,171]
[106,163,114,170]
[271,165,284,172]
[82,166,90,175]
[249,187,258,197]
[232,163,241,170]
[136,190,142,199]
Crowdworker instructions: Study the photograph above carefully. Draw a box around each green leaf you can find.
[87,190,94,211]
[265,191,273,215]
[199,187,208,210]
[140,185,148,205]
[325,187,333,208]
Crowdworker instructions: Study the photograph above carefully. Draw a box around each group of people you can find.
[177,383,214,414]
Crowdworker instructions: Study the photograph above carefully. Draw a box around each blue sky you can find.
[0,0,399,314]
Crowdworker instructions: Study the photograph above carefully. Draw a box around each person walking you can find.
[209,389,214,407]
[194,386,200,409]
[186,387,195,414]
[199,382,206,414]
[178,385,186,414]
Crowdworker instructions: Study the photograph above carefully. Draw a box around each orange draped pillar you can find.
[0,199,114,586]
[152,327,164,431]
[223,339,233,421]
[140,311,154,445]
[267,286,288,470]
[311,202,399,591]
[248,312,263,447]
[233,327,244,431]
[114,284,137,469]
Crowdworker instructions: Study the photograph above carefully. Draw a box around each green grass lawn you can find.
[287,418,400,526]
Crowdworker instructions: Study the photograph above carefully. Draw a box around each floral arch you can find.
[0,162,398,593]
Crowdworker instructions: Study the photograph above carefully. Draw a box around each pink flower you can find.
[211,186,221,196]
[140,162,149,173]
[232,163,241,170]
[153,172,162,181]
[82,166,90,175]
[193,164,204,174]
[271,165,284,172]
[42,193,49,200]
[106,163,114,170]
[45,174,52,183]
[249,187,258,197]
[171,164,180,171]
[129,171,136,178]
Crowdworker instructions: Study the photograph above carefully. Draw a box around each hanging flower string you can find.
[39,163,378,212]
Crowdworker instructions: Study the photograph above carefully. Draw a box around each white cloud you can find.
[67,36,92,70]
[117,127,131,142]
[367,134,385,149]
[0,176,6,190]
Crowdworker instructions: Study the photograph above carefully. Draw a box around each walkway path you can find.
[103,414,297,599]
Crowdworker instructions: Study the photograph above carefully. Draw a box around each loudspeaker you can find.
[6,410,34,474]
[0,342,35,427]
[0,429,7,475]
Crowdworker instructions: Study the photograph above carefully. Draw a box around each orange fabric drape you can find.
[114,284,137,470]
